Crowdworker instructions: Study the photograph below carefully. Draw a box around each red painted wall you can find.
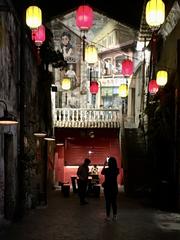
[54,128,122,184]
[55,145,64,183]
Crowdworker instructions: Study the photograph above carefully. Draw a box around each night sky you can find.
[11,0,175,30]
[11,0,145,30]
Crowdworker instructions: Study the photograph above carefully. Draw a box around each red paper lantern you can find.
[32,25,46,47]
[122,59,133,77]
[76,5,93,31]
[148,79,159,95]
[90,81,99,95]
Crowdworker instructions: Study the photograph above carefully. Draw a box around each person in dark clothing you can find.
[77,158,91,205]
[101,156,119,221]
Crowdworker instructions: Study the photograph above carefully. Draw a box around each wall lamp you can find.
[33,132,47,137]
[44,136,55,141]
[0,100,18,125]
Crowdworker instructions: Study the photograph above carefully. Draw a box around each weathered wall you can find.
[0,8,20,219]
[147,12,180,210]
[0,0,47,219]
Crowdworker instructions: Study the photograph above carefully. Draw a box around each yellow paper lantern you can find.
[118,84,128,98]
[85,45,98,65]
[62,78,71,90]
[26,6,42,29]
[156,70,168,86]
[146,0,165,28]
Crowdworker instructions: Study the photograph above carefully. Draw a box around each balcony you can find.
[53,108,121,128]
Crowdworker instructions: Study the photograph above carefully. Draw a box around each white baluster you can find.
[62,109,65,122]
[80,109,83,122]
[72,109,74,122]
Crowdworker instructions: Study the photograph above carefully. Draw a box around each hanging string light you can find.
[156,70,168,86]
[26,5,42,29]
[146,0,165,28]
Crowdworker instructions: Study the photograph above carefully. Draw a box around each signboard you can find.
[99,77,126,87]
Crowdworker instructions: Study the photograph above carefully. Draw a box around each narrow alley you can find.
[1,2,180,239]
[0,189,180,240]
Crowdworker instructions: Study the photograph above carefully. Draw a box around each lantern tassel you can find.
[89,67,92,83]
[82,35,86,61]
[36,47,41,65]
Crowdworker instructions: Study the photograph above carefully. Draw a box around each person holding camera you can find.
[101,156,119,221]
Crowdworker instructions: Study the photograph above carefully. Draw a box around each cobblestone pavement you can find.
[0,189,180,240]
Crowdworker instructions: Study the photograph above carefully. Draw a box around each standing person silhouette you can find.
[101,156,119,221]
[77,158,91,205]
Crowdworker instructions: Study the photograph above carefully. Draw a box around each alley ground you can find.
[0,188,180,240]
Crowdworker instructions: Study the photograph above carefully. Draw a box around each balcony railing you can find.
[53,108,121,128]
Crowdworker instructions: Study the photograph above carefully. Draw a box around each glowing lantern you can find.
[148,79,159,94]
[76,5,93,31]
[122,59,133,77]
[76,5,94,61]
[118,84,128,97]
[26,6,42,29]
[62,78,71,90]
[32,25,46,47]
[156,70,168,86]
[146,0,165,28]
[90,81,99,94]
[85,45,98,65]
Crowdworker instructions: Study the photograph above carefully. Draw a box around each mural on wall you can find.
[60,11,109,43]
[100,55,125,77]
[114,55,124,75]
[65,63,80,89]
[59,31,80,63]
[50,22,82,107]
[57,11,110,99]
[80,80,88,95]
[58,29,81,89]
[102,57,113,76]
[50,10,136,109]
